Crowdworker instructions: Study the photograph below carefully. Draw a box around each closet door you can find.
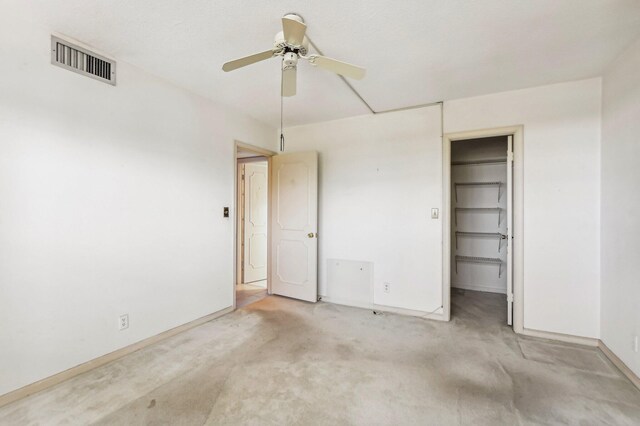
[506,136,514,326]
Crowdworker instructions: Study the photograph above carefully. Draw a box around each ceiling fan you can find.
[222,13,366,97]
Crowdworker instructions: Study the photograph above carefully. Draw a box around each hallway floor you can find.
[236,282,267,308]
[1,291,639,425]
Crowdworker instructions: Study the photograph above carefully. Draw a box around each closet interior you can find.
[450,136,509,300]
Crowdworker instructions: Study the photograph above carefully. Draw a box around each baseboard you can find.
[512,329,639,390]
[598,340,640,391]
[6,302,634,410]
[323,298,639,390]
[373,303,446,321]
[320,296,445,322]
[0,306,234,408]
[451,284,506,295]
[319,296,374,311]
[520,327,599,347]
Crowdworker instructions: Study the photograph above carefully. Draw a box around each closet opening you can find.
[442,127,523,331]
[449,136,511,325]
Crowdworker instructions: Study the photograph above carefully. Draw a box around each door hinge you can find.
[508,151,514,162]
[507,293,514,303]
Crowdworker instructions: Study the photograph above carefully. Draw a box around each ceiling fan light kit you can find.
[222,13,366,97]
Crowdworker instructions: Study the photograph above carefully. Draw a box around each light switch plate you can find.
[431,208,439,219]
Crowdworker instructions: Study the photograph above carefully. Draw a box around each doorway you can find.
[442,127,523,332]
[233,143,320,309]
[236,148,269,307]
[451,136,510,326]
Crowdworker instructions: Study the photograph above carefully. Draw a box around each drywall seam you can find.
[307,37,442,115]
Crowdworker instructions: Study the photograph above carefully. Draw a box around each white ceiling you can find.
[13,0,640,127]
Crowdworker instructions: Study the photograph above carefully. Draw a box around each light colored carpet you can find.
[1,290,639,425]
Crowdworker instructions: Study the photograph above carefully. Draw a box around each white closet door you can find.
[270,151,318,302]
[506,135,514,326]
[243,162,268,283]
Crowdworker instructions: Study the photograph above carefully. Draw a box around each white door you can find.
[243,162,268,283]
[506,135,514,325]
[270,151,318,302]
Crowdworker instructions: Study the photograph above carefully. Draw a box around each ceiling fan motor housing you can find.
[283,51,298,69]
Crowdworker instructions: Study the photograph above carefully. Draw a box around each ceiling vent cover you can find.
[51,36,116,85]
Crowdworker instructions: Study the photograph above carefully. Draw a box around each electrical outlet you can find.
[634,335,639,353]
[383,282,391,294]
[431,208,439,219]
[119,314,129,331]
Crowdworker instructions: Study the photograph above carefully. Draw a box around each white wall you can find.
[285,78,601,339]
[445,78,602,338]
[0,15,275,395]
[284,107,444,312]
[601,37,640,376]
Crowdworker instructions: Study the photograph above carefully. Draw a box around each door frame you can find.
[233,141,277,310]
[442,126,524,333]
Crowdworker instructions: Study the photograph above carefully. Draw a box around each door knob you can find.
[307,232,316,238]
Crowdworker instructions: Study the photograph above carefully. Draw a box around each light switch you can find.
[431,208,439,219]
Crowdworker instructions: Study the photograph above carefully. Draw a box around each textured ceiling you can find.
[11,0,640,127]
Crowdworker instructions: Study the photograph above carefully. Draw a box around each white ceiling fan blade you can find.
[282,17,307,46]
[308,55,366,80]
[282,66,297,97]
[222,50,275,72]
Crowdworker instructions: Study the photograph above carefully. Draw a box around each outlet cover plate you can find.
[119,314,129,330]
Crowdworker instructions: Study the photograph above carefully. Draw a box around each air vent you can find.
[51,36,116,85]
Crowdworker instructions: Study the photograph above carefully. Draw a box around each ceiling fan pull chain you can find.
[280,84,285,152]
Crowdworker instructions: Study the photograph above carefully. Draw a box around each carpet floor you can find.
[1,290,639,425]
